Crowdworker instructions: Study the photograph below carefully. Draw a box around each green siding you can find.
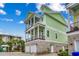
[48,13,66,25]
[43,14,67,43]
[45,14,66,32]
[45,27,67,43]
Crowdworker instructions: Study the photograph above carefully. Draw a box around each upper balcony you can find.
[26,15,44,31]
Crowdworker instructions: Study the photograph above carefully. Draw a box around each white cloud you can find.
[16,10,21,16]
[36,3,46,13]
[36,3,67,13]
[70,20,73,24]
[0,3,5,8]
[0,9,6,15]
[26,3,29,6]
[4,18,13,22]
[1,18,13,22]
[48,3,66,11]
[19,20,24,24]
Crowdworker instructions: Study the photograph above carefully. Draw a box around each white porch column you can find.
[33,28,35,39]
[38,25,39,38]
[62,46,65,51]
[67,9,71,32]
[74,40,77,51]
[30,30,32,40]
[27,21,30,28]
[34,15,35,25]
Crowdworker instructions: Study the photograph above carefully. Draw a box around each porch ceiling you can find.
[26,39,67,46]
[26,23,45,32]
[67,31,79,36]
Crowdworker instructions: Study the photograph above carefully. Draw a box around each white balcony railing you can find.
[26,35,45,42]
[26,17,43,30]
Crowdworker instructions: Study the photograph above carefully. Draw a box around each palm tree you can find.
[0,36,4,45]
[6,38,25,52]
[17,39,25,52]
[6,38,17,52]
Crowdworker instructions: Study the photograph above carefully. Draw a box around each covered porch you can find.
[26,25,45,41]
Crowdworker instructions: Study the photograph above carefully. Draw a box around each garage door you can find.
[30,45,37,53]
[75,40,79,52]
[25,46,30,53]
[51,46,54,52]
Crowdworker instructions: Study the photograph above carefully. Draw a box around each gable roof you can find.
[40,5,66,26]
[24,12,35,24]
[24,5,66,26]
[24,12,43,24]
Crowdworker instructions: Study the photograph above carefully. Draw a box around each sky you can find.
[0,3,72,40]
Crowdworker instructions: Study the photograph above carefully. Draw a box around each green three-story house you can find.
[24,5,68,54]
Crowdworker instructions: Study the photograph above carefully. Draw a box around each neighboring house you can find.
[0,34,21,43]
[0,34,21,52]
[66,3,79,55]
[24,5,68,54]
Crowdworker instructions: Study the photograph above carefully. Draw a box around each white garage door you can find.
[51,46,54,52]
[25,46,30,53]
[30,45,37,53]
[75,40,79,52]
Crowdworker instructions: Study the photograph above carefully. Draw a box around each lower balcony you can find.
[26,35,45,42]
[26,26,45,42]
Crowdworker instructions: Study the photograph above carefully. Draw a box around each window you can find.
[47,30,49,37]
[55,33,57,39]
[35,16,40,23]
[41,17,43,21]
[31,18,33,25]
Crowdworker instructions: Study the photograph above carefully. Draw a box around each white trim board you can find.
[67,31,79,36]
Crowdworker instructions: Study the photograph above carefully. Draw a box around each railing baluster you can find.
[26,34,45,42]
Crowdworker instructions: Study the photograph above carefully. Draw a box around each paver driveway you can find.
[0,52,57,56]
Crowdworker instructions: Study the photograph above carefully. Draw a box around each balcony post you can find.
[34,15,35,25]
[38,25,39,39]
[33,28,35,40]
[30,30,32,40]
[28,20,30,28]
[67,9,71,31]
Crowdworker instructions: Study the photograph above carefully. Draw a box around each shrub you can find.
[58,49,69,56]
[74,26,78,31]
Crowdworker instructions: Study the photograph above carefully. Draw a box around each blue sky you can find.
[0,3,70,40]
